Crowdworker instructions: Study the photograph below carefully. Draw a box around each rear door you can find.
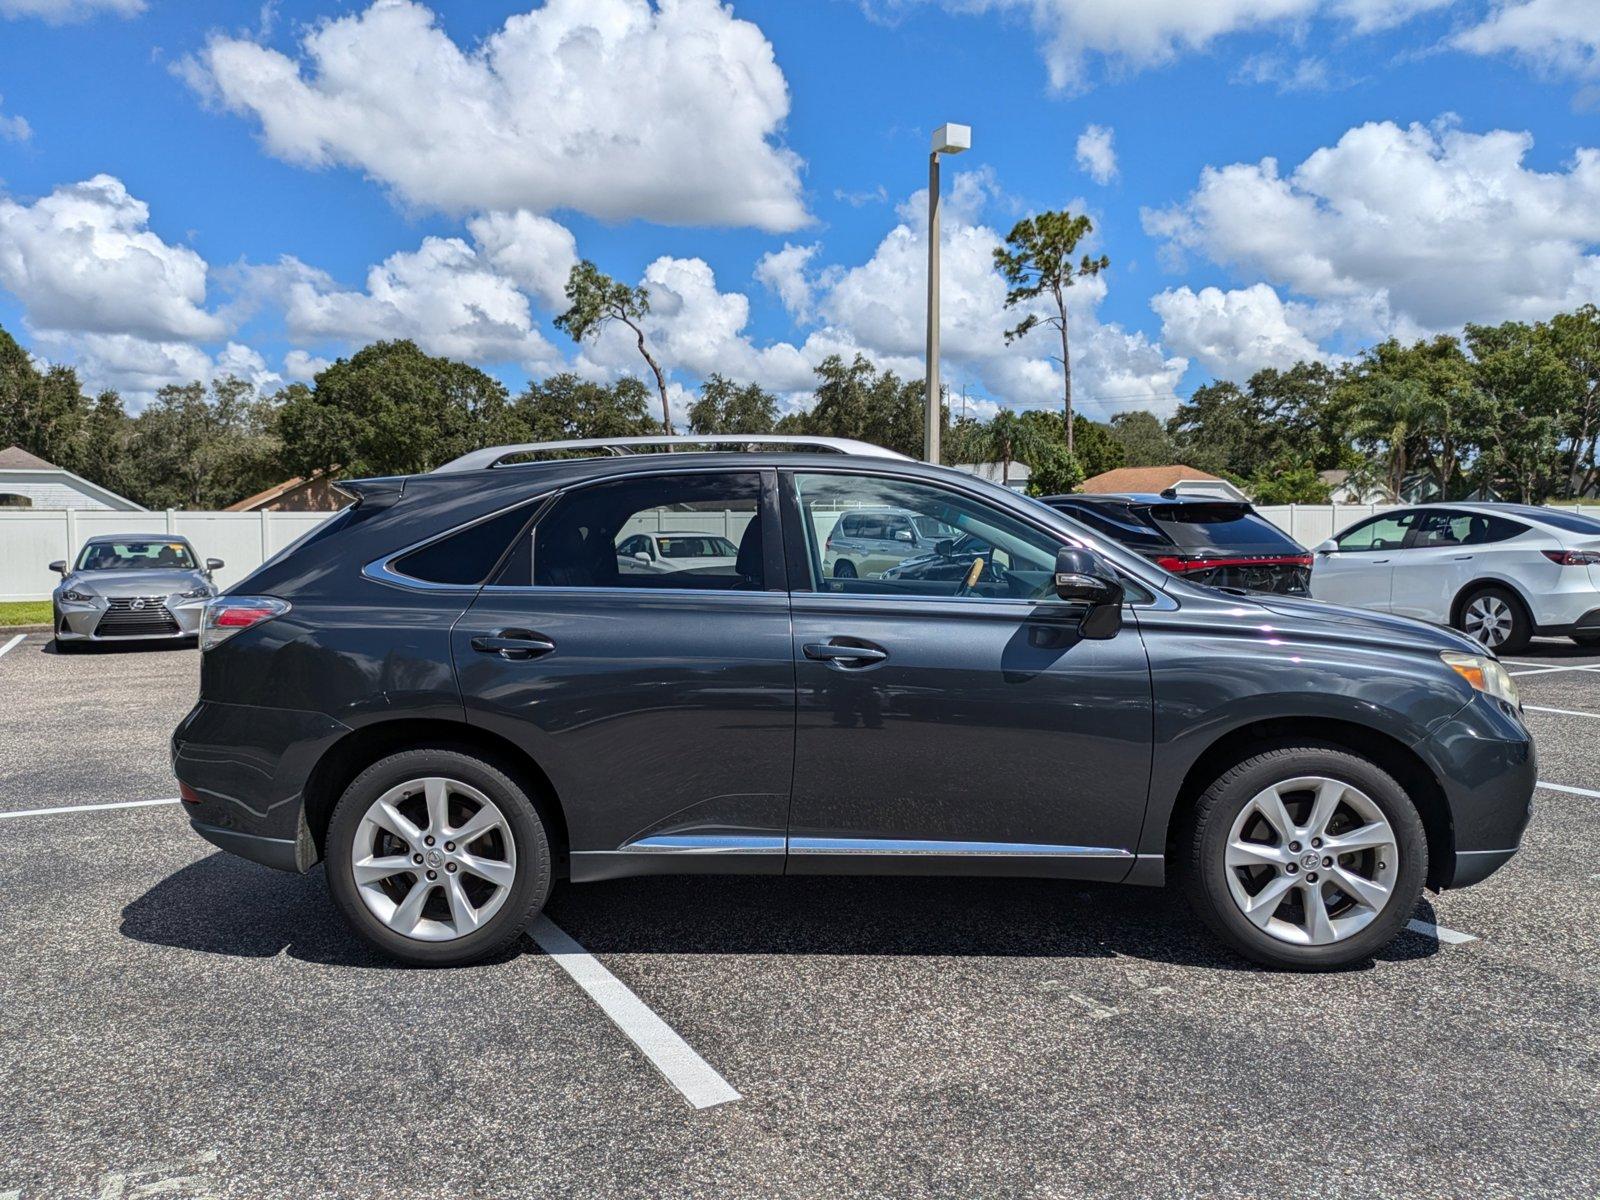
[1389,510,1477,622]
[452,469,795,879]
[780,468,1154,877]
[1311,510,1418,611]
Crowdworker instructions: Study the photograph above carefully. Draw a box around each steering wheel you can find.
[954,555,986,599]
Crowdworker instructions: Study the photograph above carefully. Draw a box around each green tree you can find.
[279,340,518,477]
[554,261,673,435]
[687,375,778,435]
[1069,414,1124,478]
[1026,442,1084,496]
[797,354,930,459]
[0,325,94,472]
[512,374,659,442]
[973,409,1049,489]
[993,210,1108,456]
[77,390,131,498]
[1166,380,1262,478]
[1246,459,1332,504]
[1547,305,1600,496]
[1465,321,1569,502]
[123,376,281,509]
[1109,409,1179,467]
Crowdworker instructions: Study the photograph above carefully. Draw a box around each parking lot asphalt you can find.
[2,632,1597,1199]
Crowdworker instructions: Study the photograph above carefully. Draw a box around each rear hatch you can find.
[1140,502,1312,595]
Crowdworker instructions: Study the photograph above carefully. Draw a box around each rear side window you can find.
[1531,509,1600,535]
[497,472,767,591]
[1144,504,1302,555]
[393,502,540,586]
[1048,501,1170,550]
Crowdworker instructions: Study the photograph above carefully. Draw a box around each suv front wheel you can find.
[326,748,552,966]
[1182,744,1426,970]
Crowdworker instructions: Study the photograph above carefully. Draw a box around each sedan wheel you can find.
[1458,586,1530,654]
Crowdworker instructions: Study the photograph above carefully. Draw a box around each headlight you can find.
[1441,651,1520,707]
[60,588,94,603]
[179,584,213,600]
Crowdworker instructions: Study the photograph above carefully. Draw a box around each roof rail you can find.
[432,435,912,473]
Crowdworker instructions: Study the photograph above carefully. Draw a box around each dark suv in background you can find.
[1040,492,1313,595]
[172,436,1533,971]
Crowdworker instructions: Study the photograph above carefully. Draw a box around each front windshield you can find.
[75,540,197,571]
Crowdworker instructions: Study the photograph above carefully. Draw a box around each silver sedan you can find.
[49,534,222,649]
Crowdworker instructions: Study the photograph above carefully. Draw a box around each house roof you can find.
[1080,465,1224,494]
[0,444,55,470]
[225,469,337,511]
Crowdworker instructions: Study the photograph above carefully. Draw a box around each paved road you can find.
[0,632,1595,1198]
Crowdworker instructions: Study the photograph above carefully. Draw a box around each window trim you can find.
[477,465,787,595]
[363,493,556,593]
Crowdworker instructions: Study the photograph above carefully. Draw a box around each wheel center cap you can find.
[1300,851,1320,870]
[426,849,443,868]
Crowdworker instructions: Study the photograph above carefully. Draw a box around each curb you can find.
[1,625,51,634]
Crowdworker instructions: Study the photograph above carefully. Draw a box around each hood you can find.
[60,568,209,596]
[1246,590,1484,656]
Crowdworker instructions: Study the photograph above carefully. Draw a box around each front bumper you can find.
[55,593,207,641]
[1416,692,1536,889]
[172,699,350,872]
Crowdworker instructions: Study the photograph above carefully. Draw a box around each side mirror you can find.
[1315,538,1337,555]
[48,560,67,575]
[934,538,954,558]
[206,557,225,571]
[634,551,651,563]
[1054,546,1124,639]
[894,529,913,543]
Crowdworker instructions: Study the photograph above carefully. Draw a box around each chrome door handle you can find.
[803,641,888,667]
[471,632,556,660]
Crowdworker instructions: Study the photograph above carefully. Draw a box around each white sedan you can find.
[615,530,739,575]
[1311,502,1600,653]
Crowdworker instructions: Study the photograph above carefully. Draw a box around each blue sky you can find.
[0,0,1594,421]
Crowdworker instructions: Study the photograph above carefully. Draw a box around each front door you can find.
[452,469,795,881]
[780,469,1154,880]
[1312,510,1418,611]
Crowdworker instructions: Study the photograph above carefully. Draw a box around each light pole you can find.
[925,123,970,465]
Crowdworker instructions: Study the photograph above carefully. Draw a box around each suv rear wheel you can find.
[326,748,551,967]
[1182,744,1426,970]
[1456,585,1530,654]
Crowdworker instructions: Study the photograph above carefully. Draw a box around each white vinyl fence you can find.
[10,501,1600,604]
[0,509,335,602]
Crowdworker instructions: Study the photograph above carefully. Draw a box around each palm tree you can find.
[1343,379,1438,502]
[975,410,1049,489]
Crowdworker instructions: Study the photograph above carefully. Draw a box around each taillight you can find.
[1156,554,1312,573]
[1542,549,1600,566]
[200,596,290,651]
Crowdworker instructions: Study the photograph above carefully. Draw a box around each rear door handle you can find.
[471,632,556,660]
[803,640,888,668]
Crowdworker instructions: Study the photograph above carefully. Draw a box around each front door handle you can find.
[804,640,888,668]
[471,631,556,661]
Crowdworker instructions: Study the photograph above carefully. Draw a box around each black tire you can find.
[1571,633,1600,648]
[1180,743,1427,971]
[833,560,857,579]
[326,747,552,967]
[1455,584,1531,655]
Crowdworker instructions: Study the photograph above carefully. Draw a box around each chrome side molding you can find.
[596,834,1131,859]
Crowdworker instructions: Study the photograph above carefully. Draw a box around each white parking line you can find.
[529,915,740,1110]
[1537,780,1600,799]
[1506,662,1600,677]
[0,797,181,821]
[1406,919,1478,945]
[0,634,24,659]
[1524,704,1600,720]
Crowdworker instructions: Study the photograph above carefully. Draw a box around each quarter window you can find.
[393,501,541,586]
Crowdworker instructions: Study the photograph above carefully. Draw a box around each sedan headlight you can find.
[1441,651,1520,707]
[179,584,214,600]
[60,588,94,603]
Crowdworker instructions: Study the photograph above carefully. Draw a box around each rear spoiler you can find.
[333,476,407,509]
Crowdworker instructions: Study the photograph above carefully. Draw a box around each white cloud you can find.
[754,243,823,322]
[0,175,226,342]
[1452,0,1599,82]
[0,96,30,142]
[0,0,142,21]
[1143,119,1600,348]
[465,210,577,312]
[282,349,331,381]
[1232,53,1345,92]
[27,333,277,408]
[184,0,809,231]
[1329,0,1454,33]
[1075,124,1119,185]
[257,233,560,371]
[1151,284,1332,380]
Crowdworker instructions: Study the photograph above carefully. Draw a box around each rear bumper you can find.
[171,699,350,872]
[1533,606,1600,637]
[1416,693,1536,889]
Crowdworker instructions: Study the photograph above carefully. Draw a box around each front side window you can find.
[76,540,198,571]
[1335,512,1417,552]
[796,472,1064,601]
[503,472,766,591]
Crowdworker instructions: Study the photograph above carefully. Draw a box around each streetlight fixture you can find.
[925,122,970,465]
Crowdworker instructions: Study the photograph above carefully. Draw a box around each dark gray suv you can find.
[172,436,1534,970]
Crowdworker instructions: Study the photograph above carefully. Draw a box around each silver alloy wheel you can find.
[350,777,517,942]
[1224,775,1399,947]
[1464,594,1513,648]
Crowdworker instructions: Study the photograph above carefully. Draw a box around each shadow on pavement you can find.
[1509,638,1600,660]
[44,637,196,656]
[121,852,1438,972]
